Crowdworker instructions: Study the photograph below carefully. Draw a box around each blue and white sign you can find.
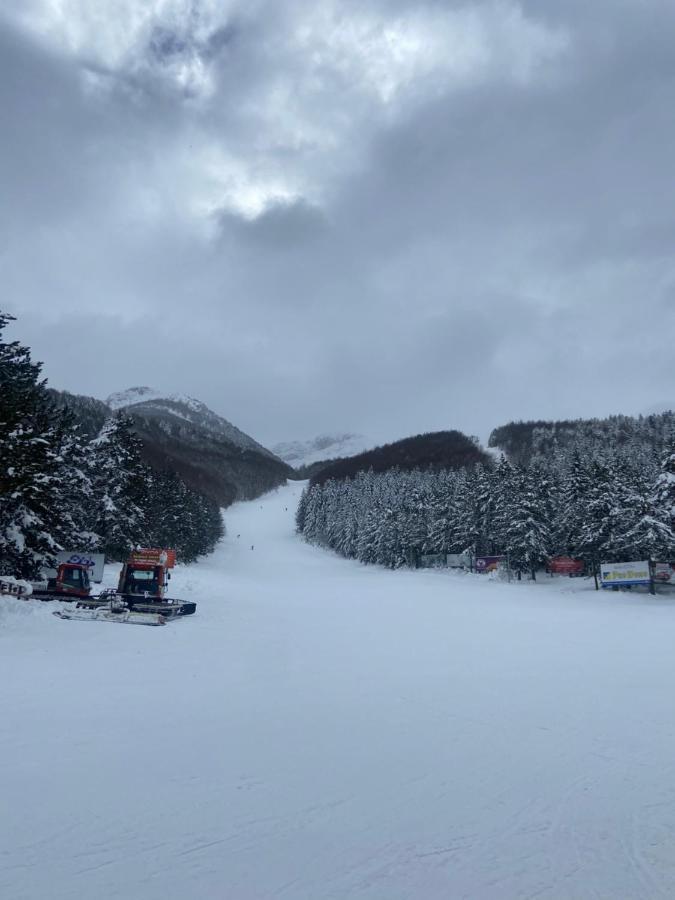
[600,561,651,588]
[43,551,105,583]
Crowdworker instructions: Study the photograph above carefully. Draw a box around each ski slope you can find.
[3,482,675,899]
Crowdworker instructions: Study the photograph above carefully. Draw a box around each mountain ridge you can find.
[49,386,292,507]
[107,386,280,461]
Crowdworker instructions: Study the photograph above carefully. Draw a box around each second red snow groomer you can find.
[118,547,177,599]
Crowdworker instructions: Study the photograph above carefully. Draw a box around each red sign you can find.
[547,556,584,575]
[130,548,177,568]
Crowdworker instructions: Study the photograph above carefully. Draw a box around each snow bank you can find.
[0,595,42,626]
[3,483,675,899]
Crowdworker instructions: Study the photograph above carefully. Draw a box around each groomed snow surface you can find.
[3,483,675,899]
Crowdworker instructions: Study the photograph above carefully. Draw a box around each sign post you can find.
[599,561,651,591]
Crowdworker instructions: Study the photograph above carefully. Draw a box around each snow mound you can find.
[0,596,40,626]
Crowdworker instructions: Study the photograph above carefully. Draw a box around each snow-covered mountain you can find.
[107,386,278,461]
[273,433,373,468]
[107,386,172,410]
[52,386,291,507]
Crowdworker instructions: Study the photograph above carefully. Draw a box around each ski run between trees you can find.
[4,482,675,899]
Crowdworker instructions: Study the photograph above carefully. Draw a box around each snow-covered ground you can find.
[3,482,675,899]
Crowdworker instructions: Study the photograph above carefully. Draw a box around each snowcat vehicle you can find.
[76,548,196,618]
[31,562,93,601]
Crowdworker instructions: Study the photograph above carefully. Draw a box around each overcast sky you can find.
[2,0,674,447]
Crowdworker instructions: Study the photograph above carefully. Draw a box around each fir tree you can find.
[653,445,675,533]
[90,414,148,560]
[504,465,552,580]
[0,313,84,577]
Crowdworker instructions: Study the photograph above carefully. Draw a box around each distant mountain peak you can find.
[106,386,204,412]
[106,386,280,462]
[273,433,372,468]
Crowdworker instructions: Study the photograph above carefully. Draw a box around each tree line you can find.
[297,436,675,579]
[307,430,489,485]
[489,414,675,468]
[0,312,223,579]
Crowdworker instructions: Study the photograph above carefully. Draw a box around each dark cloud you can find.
[1,1,673,447]
[219,199,327,249]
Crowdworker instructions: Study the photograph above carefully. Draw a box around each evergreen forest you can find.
[297,428,675,579]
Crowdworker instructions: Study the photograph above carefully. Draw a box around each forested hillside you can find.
[51,389,292,507]
[298,438,675,578]
[129,412,291,506]
[489,414,675,467]
[0,312,222,577]
[309,431,490,485]
[48,389,110,440]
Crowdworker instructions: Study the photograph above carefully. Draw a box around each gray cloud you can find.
[219,198,327,249]
[1,1,673,448]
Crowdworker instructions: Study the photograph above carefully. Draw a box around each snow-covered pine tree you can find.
[398,477,428,564]
[355,506,381,565]
[576,455,626,574]
[295,488,309,533]
[50,425,101,554]
[168,474,223,562]
[90,414,149,560]
[0,312,84,577]
[474,464,496,554]
[300,483,325,546]
[553,449,590,555]
[425,470,457,555]
[448,468,481,556]
[653,445,675,534]
[615,495,675,563]
[504,463,552,580]
[490,454,515,555]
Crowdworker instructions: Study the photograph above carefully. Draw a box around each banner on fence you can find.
[600,561,651,587]
[547,556,584,576]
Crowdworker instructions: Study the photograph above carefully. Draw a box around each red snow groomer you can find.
[118,547,177,599]
[32,562,93,600]
[77,548,195,618]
